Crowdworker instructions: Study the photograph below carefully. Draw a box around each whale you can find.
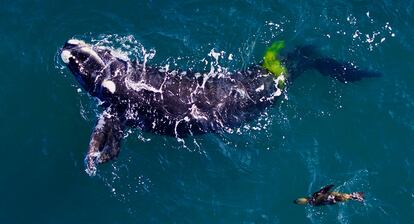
[60,39,379,175]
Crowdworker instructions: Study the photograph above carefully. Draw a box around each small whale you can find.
[294,184,365,206]
[60,39,379,175]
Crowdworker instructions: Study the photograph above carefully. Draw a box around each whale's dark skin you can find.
[60,39,379,175]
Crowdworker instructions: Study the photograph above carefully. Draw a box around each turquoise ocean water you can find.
[1,0,414,223]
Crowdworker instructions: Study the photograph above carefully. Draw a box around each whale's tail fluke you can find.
[312,56,381,83]
[283,45,381,83]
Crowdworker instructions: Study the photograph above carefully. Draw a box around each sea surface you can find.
[1,0,414,223]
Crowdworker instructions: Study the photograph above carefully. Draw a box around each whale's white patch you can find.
[255,84,265,92]
[80,47,105,66]
[61,50,73,64]
[102,80,116,93]
[68,39,86,46]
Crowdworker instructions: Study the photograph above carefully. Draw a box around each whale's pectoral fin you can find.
[84,111,123,176]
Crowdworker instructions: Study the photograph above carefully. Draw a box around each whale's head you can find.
[60,39,127,95]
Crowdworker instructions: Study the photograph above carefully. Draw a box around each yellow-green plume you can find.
[263,41,287,78]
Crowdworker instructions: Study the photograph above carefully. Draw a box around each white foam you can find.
[110,48,130,62]
[190,104,208,120]
[125,79,163,94]
[208,49,221,63]
[95,115,107,130]
[255,84,264,92]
